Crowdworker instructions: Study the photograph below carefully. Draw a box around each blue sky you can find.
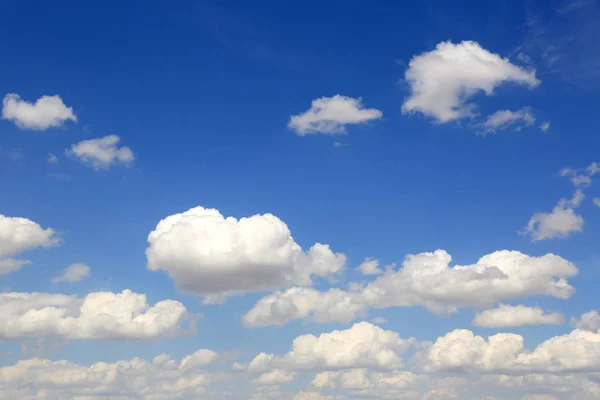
[1,0,600,399]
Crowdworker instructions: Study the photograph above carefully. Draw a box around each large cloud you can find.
[146,206,346,298]
[245,322,416,373]
[0,349,218,400]
[243,249,578,327]
[67,135,134,170]
[0,290,192,340]
[1,93,77,130]
[401,41,539,123]
[472,304,564,328]
[288,95,382,135]
[0,213,60,275]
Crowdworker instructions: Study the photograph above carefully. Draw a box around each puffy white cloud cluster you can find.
[472,304,564,328]
[0,290,191,339]
[421,328,600,373]
[288,95,382,135]
[246,322,416,373]
[0,213,60,275]
[67,135,134,170]
[1,93,77,130]
[243,249,577,327]
[0,349,219,400]
[146,206,346,298]
[401,40,539,123]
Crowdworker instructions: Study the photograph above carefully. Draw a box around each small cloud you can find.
[540,121,551,132]
[357,257,383,276]
[333,142,347,147]
[66,135,134,170]
[371,317,387,324]
[52,263,90,283]
[2,94,77,131]
[594,198,600,208]
[288,95,382,136]
[47,153,58,164]
[522,190,584,241]
[478,107,536,134]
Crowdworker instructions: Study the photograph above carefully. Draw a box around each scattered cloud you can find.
[47,153,58,164]
[0,348,219,399]
[146,206,346,299]
[67,134,134,170]
[0,289,194,340]
[246,322,417,372]
[51,263,90,283]
[401,40,539,123]
[243,249,578,327]
[472,304,564,328]
[594,198,600,207]
[357,257,383,275]
[288,95,382,135]
[571,310,600,332]
[478,107,536,134]
[0,213,60,276]
[523,189,584,241]
[1,93,77,130]
[540,121,551,132]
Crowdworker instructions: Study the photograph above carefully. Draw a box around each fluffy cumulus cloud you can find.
[571,310,600,332]
[0,213,60,275]
[479,107,536,134]
[146,206,346,298]
[1,93,77,130]
[357,257,383,275]
[523,189,584,241]
[246,322,416,372]
[51,263,90,283]
[244,249,578,327]
[288,95,382,135]
[0,289,192,340]
[472,304,564,328]
[67,135,134,170]
[420,328,600,374]
[0,349,219,400]
[401,41,539,123]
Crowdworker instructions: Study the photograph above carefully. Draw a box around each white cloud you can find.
[571,310,600,332]
[288,95,382,135]
[51,263,90,283]
[47,153,58,164]
[594,198,600,207]
[540,121,551,132]
[357,257,382,275]
[253,369,297,385]
[0,349,218,399]
[244,249,578,327]
[313,368,419,399]
[479,107,536,134]
[0,213,60,276]
[523,190,584,241]
[401,41,540,123]
[0,289,193,339]
[246,322,416,372]
[420,328,600,373]
[146,206,346,298]
[67,135,134,170]
[1,93,77,130]
[472,304,564,328]
[587,162,600,176]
